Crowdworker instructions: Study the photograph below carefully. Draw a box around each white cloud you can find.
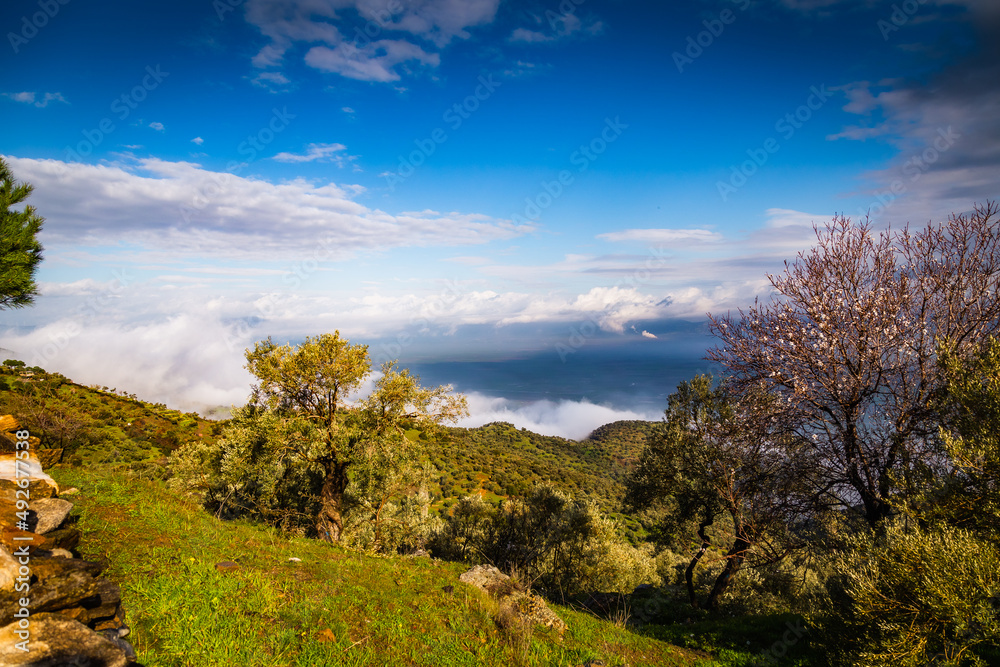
[596,228,723,244]
[496,286,671,333]
[341,106,355,113]
[3,156,530,259]
[191,137,204,145]
[0,309,659,438]
[641,330,657,339]
[458,393,659,440]
[3,92,68,108]
[251,71,291,91]
[508,11,603,44]
[245,0,499,82]
[304,39,439,82]
[764,208,827,228]
[149,122,165,131]
[271,142,349,163]
[0,315,253,413]
[38,279,119,297]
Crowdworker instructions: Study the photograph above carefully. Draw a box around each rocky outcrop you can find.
[0,613,130,667]
[0,416,141,666]
[459,564,568,636]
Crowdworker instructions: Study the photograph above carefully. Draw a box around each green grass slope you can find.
[49,466,704,667]
[0,364,221,465]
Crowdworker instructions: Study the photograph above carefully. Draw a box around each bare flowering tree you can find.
[708,202,1000,528]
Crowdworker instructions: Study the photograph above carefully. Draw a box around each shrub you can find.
[430,485,660,599]
[818,520,1000,666]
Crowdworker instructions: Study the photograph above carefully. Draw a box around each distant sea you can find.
[403,330,720,417]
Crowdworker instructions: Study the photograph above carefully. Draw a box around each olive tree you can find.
[227,332,467,543]
[625,375,814,610]
[708,202,1000,528]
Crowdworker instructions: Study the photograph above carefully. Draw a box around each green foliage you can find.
[49,465,702,667]
[0,157,44,309]
[819,520,1000,666]
[431,485,659,600]
[424,420,647,531]
[625,375,810,610]
[174,332,467,549]
[921,337,1000,542]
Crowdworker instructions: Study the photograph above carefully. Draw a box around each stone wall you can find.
[0,415,140,667]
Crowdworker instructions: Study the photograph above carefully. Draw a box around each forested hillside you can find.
[0,361,656,520]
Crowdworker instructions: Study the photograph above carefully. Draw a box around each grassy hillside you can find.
[5,365,821,666]
[0,362,221,465]
[49,466,702,667]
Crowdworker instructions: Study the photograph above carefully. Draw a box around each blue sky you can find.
[1,0,997,434]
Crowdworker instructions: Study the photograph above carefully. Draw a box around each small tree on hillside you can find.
[0,157,44,309]
[233,332,467,543]
[709,202,1000,529]
[625,375,814,610]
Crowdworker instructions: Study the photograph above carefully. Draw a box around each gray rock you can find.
[97,630,137,661]
[0,612,128,666]
[459,564,509,592]
[30,497,74,534]
[459,565,567,636]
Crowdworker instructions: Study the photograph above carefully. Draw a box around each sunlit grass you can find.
[51,466,701,667]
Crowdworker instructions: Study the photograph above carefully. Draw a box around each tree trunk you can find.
[706,528,751,610]
[316,460,349,542]
[686,514,714,609]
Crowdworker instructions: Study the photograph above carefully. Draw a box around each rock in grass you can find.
[26,497,74,534]
[458,565,567,636]
[215,560,240,573]
[459,564,511,592]
[97,630,138,661]
[0,612,129,667]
